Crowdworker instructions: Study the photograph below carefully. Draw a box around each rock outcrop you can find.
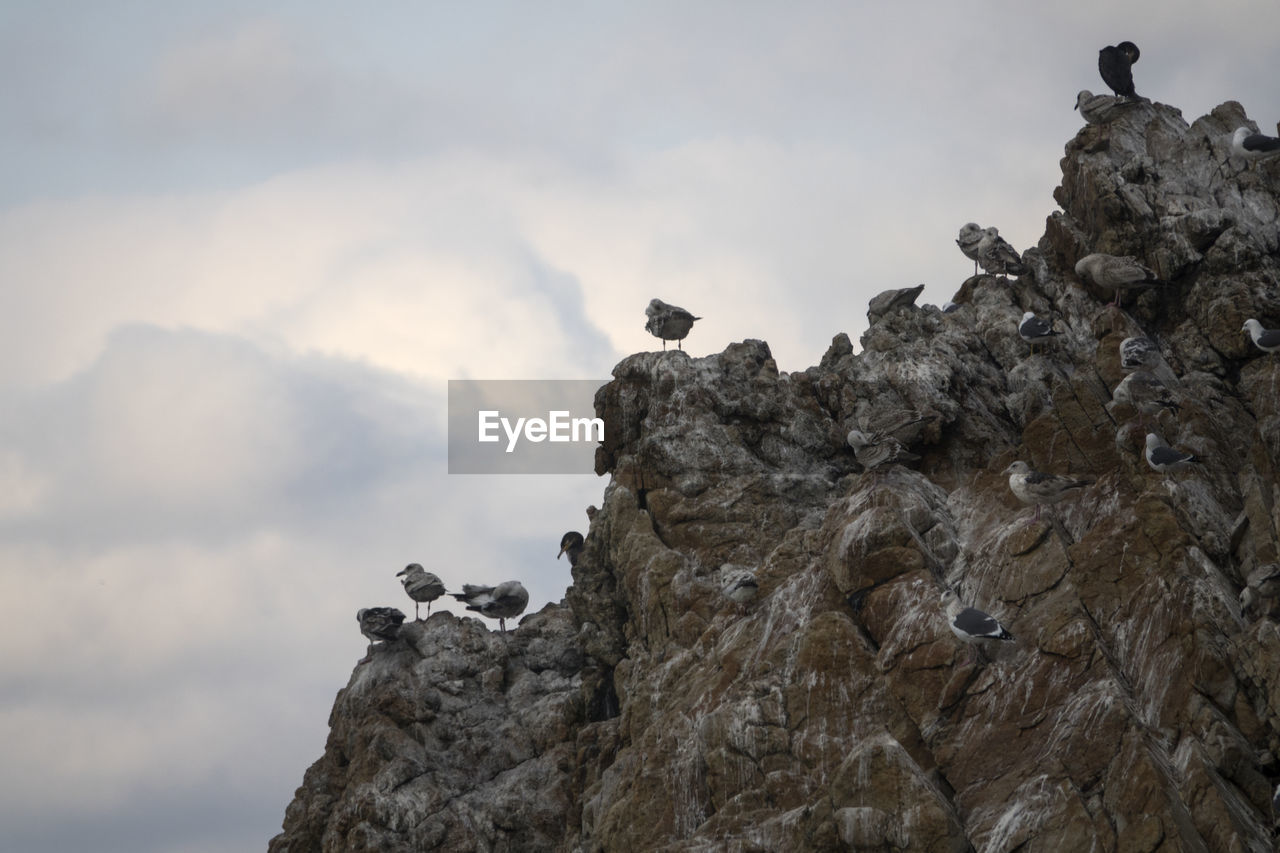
[271,100,1280,851]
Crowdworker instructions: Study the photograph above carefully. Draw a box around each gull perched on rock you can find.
[558,531,585,567]
[721,564,759,608]
[956,222,985,276]
[1112,371,1179,425]
[846,424,922,473]
[941,590,1014,663]
[1240,563,1280,619]
[1018,312,1058,354]
[1230,127,1280,164]
[451,581,530,632]
[1144,433,1198,474]
[1074,90,1125,125]
[1005,461,1092,521]
[357,607,406,662]
[1075,253,1161,307]
[1098,41,1140,99]
[1119,336,1179,384]
[396,563,446,620]
[977,227,1028,277]
[1242,319,1280,355]
[645,299,700,350]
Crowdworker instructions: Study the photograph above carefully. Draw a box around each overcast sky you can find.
[3,3,1279,851]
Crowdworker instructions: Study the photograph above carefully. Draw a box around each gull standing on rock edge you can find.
[1005,461,1093,522]
[451,581,530,633]
[721,565,759,608]
[1231,127,1280,164]
[396,563,446,620]
[1074,253,1161,307]
[976,227,1028,277]
[357,607,406,662]
[1074,90,1125,125]
[1018,312,1058,355]
[956,223,984,276]
[645,299,700,350]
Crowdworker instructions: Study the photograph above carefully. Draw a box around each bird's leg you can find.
[415,602,420,621]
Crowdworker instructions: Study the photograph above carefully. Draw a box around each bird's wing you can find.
[1243,134,1280,154]
[954,607,1008,639]
[1149,446,1193,466]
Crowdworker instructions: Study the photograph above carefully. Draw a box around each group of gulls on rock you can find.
[896,39,1280,661]
[356,532,589,657]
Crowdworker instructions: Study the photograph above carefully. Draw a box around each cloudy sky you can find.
[3,2,1279,850]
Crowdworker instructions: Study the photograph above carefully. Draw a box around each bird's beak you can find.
[395,568,407,576]
[557,545,566,559]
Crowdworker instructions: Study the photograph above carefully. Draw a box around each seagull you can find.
[451,581,530,633]
[956,222,985,276]
[1119,336,1159,372]
[1242,319,1280,355]
[941,590,1014,664]
[941,301,961,314]
[1074,90,1125,125]
[1112,371,1179,425]
[1230,127,1280,163]
[1075,253,1161,307]
[1004,460,1092,522]
[357,607,406,661]
[1018,311,1059,354]
[846,426,921,472]
[977,227,1028,277]
[721,565,759,607]
[396,563,446,620]
[558,531,585,567]
[1098,41,1140,99]
[1240,562,1280,619]
[1144,433,1198,474]
[645,299,700,350]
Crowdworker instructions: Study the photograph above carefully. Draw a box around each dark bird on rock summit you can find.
[357,607,406,662]
[1098,41,1140,99]
[451,581,529,633]
[645,298,700,350]
[558,531,584,566]
[396,563,446,620]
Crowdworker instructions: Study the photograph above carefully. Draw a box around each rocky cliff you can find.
[269,99,1280,852]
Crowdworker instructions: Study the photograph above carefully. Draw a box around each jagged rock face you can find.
[272,100,1280,852]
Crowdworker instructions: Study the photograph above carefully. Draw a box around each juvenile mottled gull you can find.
[451,581,529,632]
[1075,253,1160,307]
[396,563,446,620]
[1005,460,1092,521]
[1074,90,1125,125]
[645,298,700,350]
[941,590,1014,663]
[1018,311,1058,354]
[357,607,406,662]
[721,564,759,606]
[956,222,984,276]
[1098,41,1140,99]
[977,227,1028,276]
[846,427,920,472]
[1144,433,1198,474]
[1231,127,1280,163]
[1112,371,1179,424]
[1119,336,1158,372]
[557,531,585,567]
[1242,319,1280,354]
[1240,562,1280,619]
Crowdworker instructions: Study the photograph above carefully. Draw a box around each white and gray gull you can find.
[645,298,700,350]
[396,563,446,620]
[1005,460,1092,521]
[721,564,760,607]
[1018,312,1059,354]
[941,590,1014,663]
[451,581,530,633]
[1074,90,1126,125]
[1144,433,1198,474]
[1242,319,1280,354]
[1075,253,1160,307]
[1231,127,1280,163]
